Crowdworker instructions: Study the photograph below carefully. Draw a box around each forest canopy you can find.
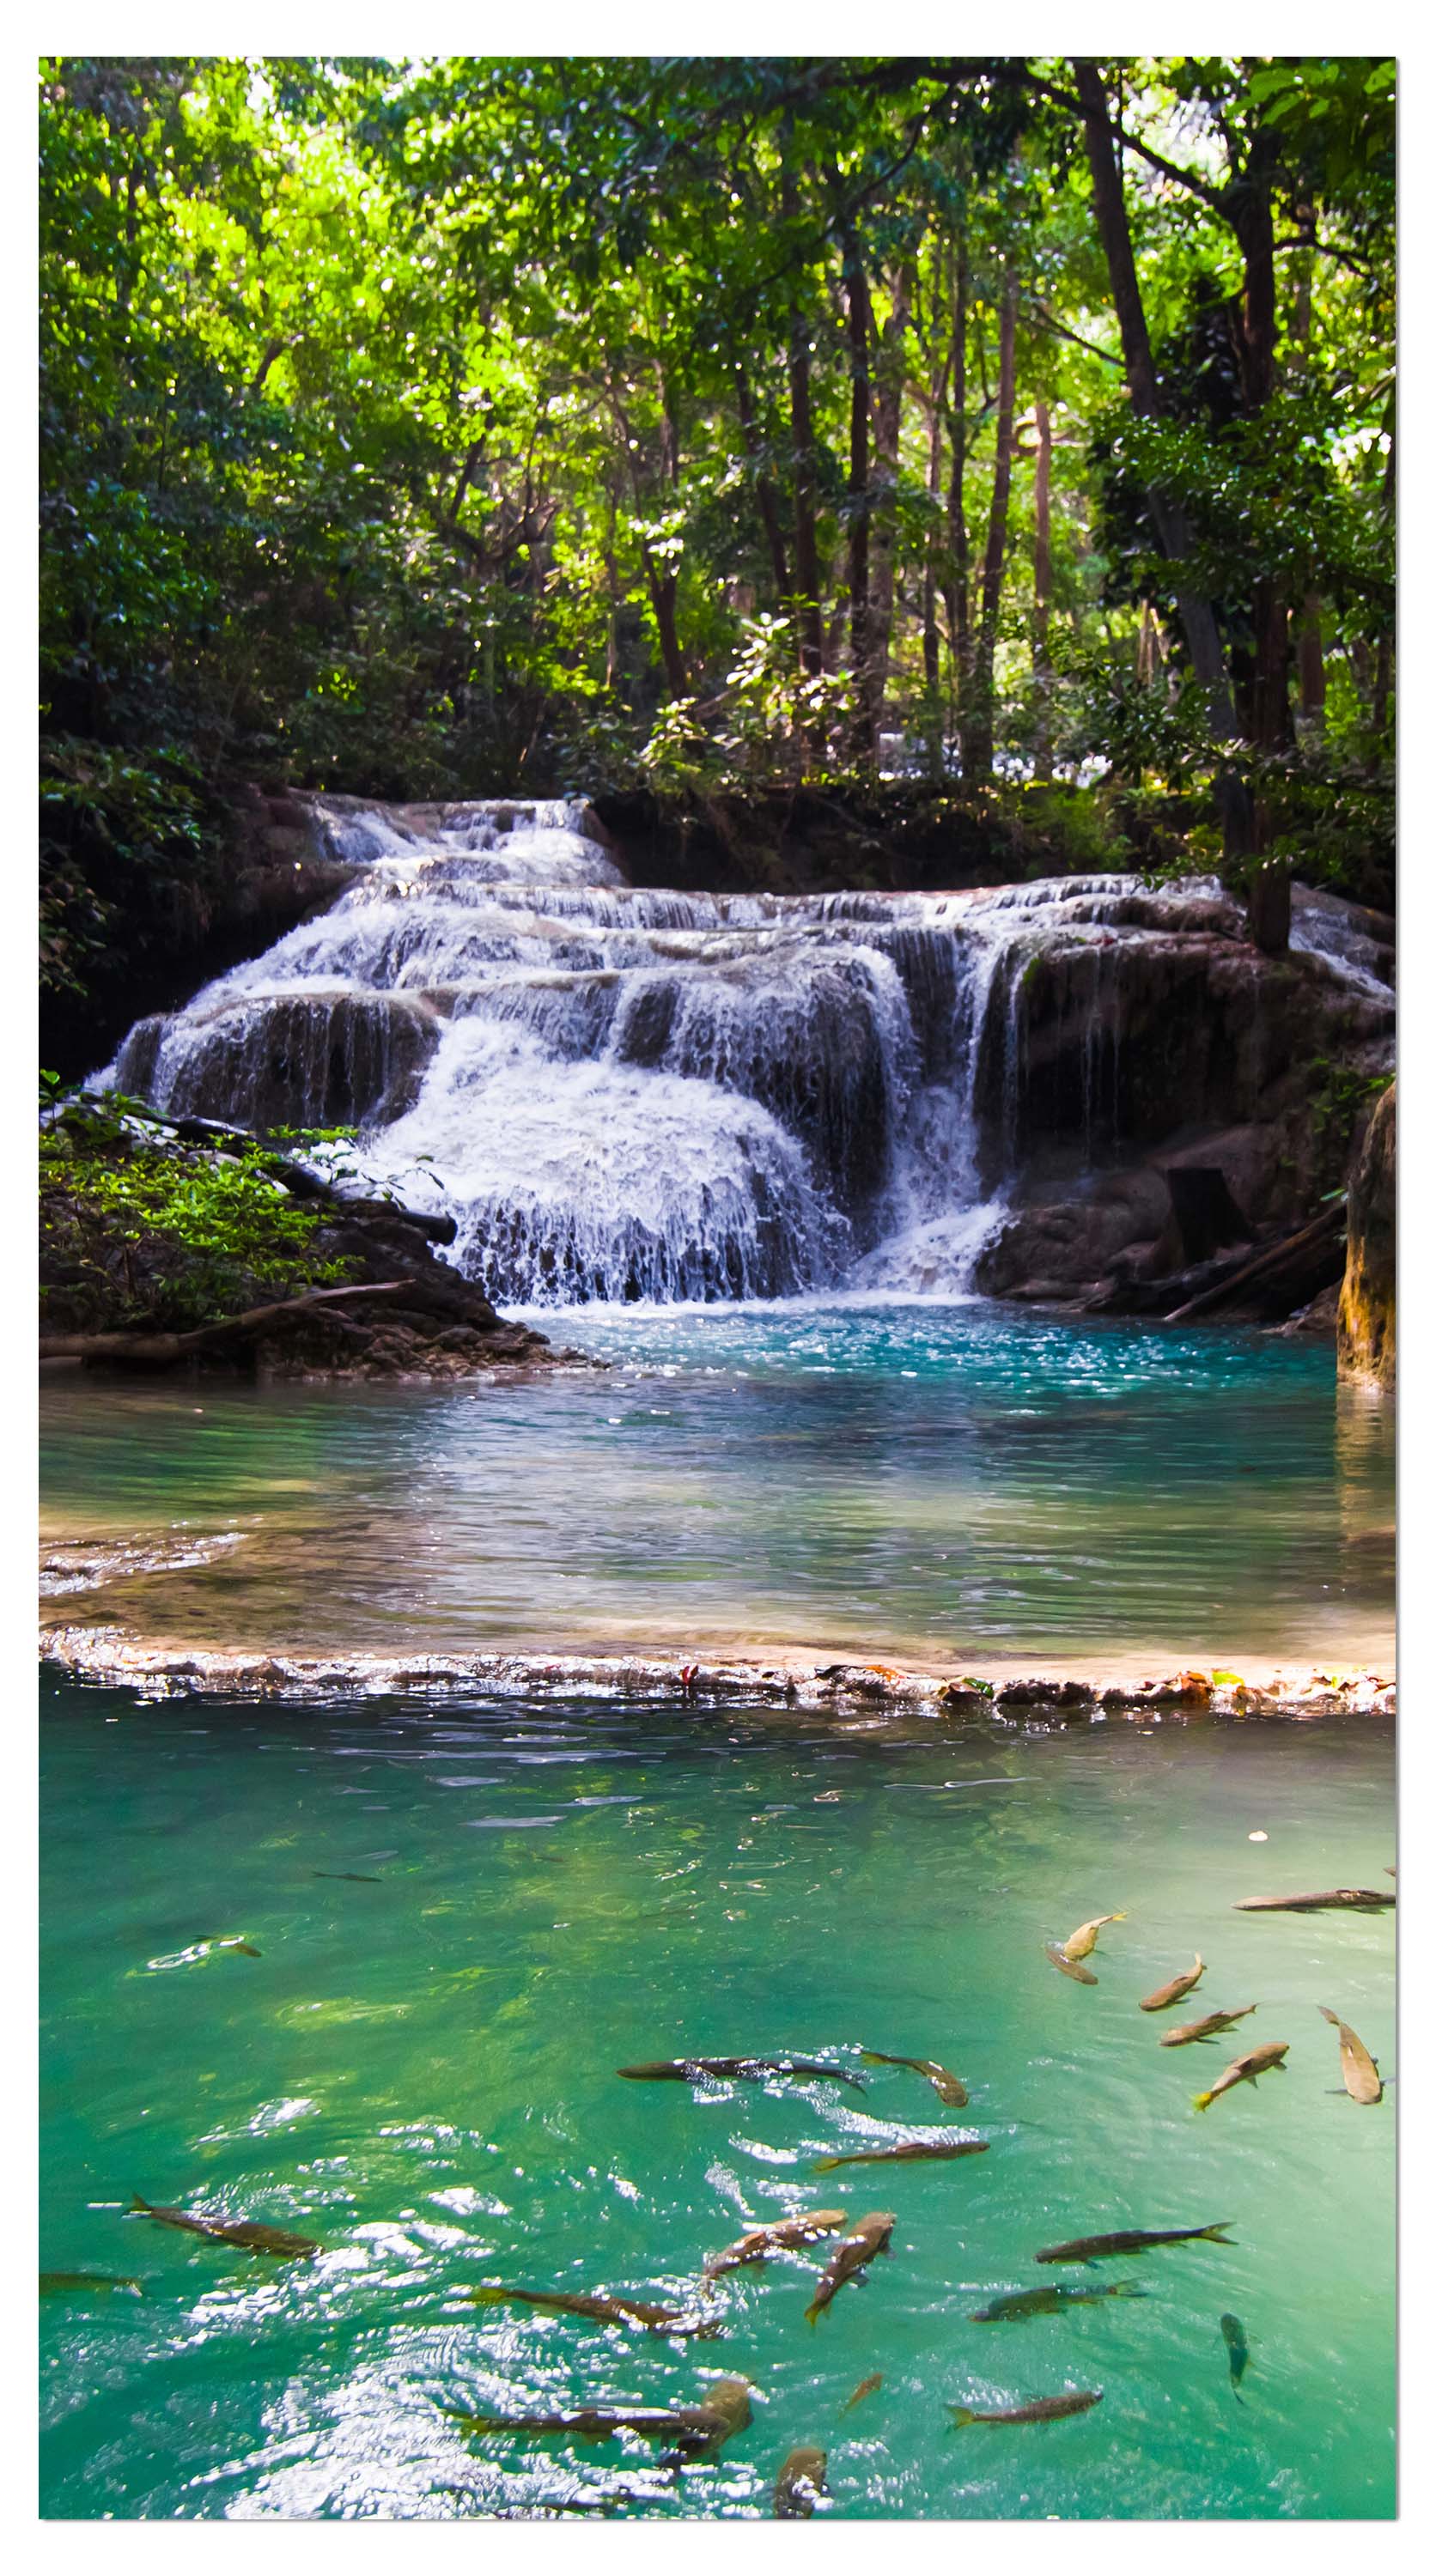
[40,53,1395,1004]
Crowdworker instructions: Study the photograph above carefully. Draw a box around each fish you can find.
[805,2211,895,2324]
[860,2049,968,2106]
[703,2212,848,2276]
[1044,1944,1098,1986]
[968,2281,1147,2322]
[812,2139,989,2173]
[1220,2312,1250,2402]
[773,2445,828,2518]
[1036,2222,1234,2265]
[841,2372,883,2413]
[314,1871,380,1883]
[1140,1955,1205,2012]
[447,2375,752,2460]
[618,2057,864,2090]
[40,2272,143,2298]
[1193,2040,1289,2111]
[127,2192,319,2260]
[1232,1888,1394,1912]
[1318,2005,1383,2105]
[462,2285,716,2336]
[948,2389,1104,2427]
[143,1935,260,1970]
[1159,2007,1258,2048]
[1061,1913,1127,1961]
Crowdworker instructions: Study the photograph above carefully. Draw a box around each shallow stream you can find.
[40,1302,1394,1677]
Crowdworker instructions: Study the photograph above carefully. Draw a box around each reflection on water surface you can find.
[40,1301,1393,1674]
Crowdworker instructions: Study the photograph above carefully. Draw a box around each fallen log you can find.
[1232,1887,1395,1913]
[38,1280,408,1370]
[1164,1200,1345,1323]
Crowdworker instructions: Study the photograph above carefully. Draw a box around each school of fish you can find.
[42,1850,1390,2515]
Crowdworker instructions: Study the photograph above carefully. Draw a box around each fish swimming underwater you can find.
[804,2212,895,2324]
[812,2139,989,2173]
[1036,2222,1234,2265]
[1318,2006,1383,2105]
[841,2372,883,2413]
[1220,2312,1250,2402]
[1061,1914,1126,1961]
[40,2272,143,2298]
[447,2376,753,2460]
[968,2282,1147,2322]
[1140,1957,1205,2012]
[1044,1945,1098,1986]
[948,2390,1103,2427]
[618,2057,864,2090]
[860,2050,968,2107]
[127,2193,319,2260]
[773,2445,828,2518]
[143,1935,260,1971]
[461,2286,716,2336]
[1159,2007,1258,2048]
[703,2213,848,2276]
[1193,2041,1289,2111]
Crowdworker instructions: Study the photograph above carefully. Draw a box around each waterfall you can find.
[100,803,1393,1308]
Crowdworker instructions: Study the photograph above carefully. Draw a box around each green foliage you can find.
[1305,1060,1392,1187]
[39,51,1396,1012]
[40,1084,357,1330]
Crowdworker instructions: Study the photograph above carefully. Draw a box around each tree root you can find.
[39,1280,409,1370]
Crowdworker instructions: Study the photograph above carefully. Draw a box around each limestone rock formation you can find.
[1338,1084,1395,1388]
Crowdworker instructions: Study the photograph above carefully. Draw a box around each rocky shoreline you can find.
[40,1619,1393,1720]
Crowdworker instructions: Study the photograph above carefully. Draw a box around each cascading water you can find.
[103,800,1393,1308]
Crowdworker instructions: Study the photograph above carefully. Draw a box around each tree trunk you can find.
[922,361,945,768]
[837,210,874,758]
[1372,631,1392,740]
[1251,580,1291,750]
[1232,131,1290,751]
[944,237,971,719]
[1031,397,1053,782]
[641,547,686,697]
[1298,594,1325,726]
[733,360,790,602]
[962,257,1018,783]
[787,313,825,676]
[1073,58,1251,857]
[1248,858,1293,955]
[867,262,911,737]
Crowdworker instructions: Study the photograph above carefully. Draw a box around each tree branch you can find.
[1024,298,1123,367]
[40,1282,411,1370]
[1030,64,1231,216]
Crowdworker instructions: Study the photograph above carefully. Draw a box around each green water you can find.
[40,1301,1395,1673]
[40,1679,1394,2520]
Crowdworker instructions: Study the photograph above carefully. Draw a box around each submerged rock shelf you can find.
[40,1623,1393,1719]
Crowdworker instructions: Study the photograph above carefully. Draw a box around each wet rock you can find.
[115,988,442,1131]
[995,1678,1097,1710]
[1161,1165,1252,1263]
[1279,1283,1341,1338]
[1338,1084,1395,1388]
[36,1624,1397,1721]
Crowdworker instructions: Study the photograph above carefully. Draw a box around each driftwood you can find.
[1232,1888,1395,1914]
[1164,1201,1345,1323]
[38,1281,409,1370]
